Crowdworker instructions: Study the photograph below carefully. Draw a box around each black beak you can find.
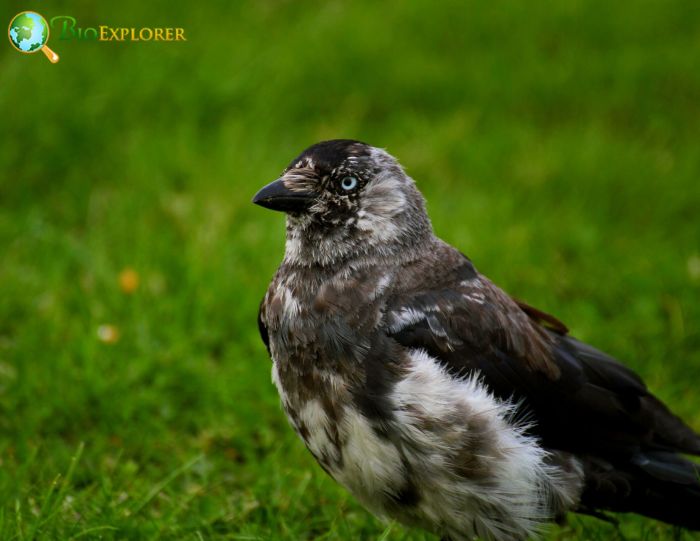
[252,179,313,213]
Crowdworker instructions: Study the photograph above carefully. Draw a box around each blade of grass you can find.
[26,442,84,541]
[14,499,24,541]
[70,525,119,539]
[377,521,396,541]
[131,454,203,516]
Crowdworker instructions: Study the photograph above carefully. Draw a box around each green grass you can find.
[1,0,700,539]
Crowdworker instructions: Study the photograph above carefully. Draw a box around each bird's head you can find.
[253,140,432,266]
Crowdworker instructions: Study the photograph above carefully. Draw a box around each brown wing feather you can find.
[513,297,569,335]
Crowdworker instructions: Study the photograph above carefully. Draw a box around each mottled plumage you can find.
[254,140,700,541]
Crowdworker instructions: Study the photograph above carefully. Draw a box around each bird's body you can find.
[255,140,700,541]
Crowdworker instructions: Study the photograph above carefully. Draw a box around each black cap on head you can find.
[286,139,371,173]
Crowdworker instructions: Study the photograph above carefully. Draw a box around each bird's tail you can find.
[581,450,700,530]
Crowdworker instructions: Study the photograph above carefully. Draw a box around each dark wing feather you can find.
[258,298,270,357]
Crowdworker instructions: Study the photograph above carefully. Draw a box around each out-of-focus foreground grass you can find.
[1,1,699,539]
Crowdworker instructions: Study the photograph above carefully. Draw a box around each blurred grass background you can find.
[1,0,700,539]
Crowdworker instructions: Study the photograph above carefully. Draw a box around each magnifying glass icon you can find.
[8,11,60,63]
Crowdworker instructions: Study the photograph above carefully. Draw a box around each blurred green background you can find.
[1,1,699,539]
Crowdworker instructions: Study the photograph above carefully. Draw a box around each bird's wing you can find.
[385,253,700,457]
[258,298,271,357]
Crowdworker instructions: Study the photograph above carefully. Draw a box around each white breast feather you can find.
[297,399,341,465]
[388,349,581,541]
[333,409,404,515]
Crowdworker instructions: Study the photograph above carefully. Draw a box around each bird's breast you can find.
[271,342,584,541]
[270,358,411,519]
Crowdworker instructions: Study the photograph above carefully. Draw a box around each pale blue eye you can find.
[341,176,358,191]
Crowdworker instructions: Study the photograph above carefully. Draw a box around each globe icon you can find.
[8,11,59,63]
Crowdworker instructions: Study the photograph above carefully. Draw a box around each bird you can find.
[253,139,700,541]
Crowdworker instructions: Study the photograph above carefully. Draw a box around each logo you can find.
[8,12,186,62]
[51,16,186,42]
[8,11,59,63]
